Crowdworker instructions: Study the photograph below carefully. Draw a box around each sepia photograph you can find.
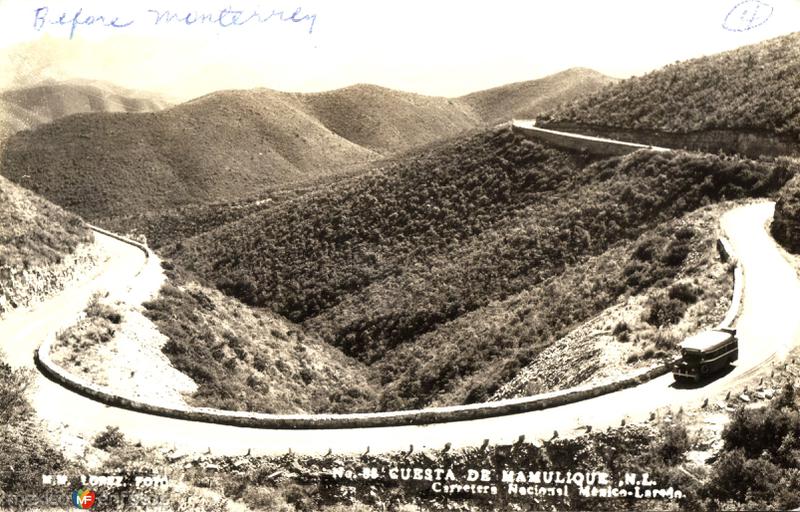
[1,0,800,510]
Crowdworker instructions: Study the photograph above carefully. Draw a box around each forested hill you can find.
[459,68,617,125]
[541,32,800,137]
[290,84,481,155]
[0,80,167,144]
[0,70,614,220]
[0,89,378,220]
[171,125,794,410]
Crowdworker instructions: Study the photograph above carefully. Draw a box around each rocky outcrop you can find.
[772,175,800,253]
[0,242,99,317]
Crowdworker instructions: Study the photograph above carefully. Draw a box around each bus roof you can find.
[679,330,734,352]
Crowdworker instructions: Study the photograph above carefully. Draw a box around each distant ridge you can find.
[459,68,618,125]
[0,80,168,144]
[1,69,615,219]
[1,88,378,219]
[291,84,481,155]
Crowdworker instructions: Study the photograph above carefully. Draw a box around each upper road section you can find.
[512,119,670,156]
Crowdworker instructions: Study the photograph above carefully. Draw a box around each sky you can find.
[0,0,798,101]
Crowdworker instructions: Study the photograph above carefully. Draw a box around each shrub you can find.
[93,426,125,450]
[646,295,688,327]
[668,282,702,304]
[774,383,797,409]
[85,296,123,324]
[632,238,661,262]
[722,405,800,459]
[772,173,800,253]
[704,449,775,503]
[653,418,690,465]
[653,331,679,350]
[674,226,696,240]
[0,362,32,424]
[613,321,630,336]
[0,423,71,497]
[661,240,691,266]
[464,383,491,404]
[240,487,294,512]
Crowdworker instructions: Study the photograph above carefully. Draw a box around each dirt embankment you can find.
[771,172,800,253]
[0,241,100,317]
[541,122,799,159]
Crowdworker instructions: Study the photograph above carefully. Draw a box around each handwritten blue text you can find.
[33,7,133,39]
[147,7,316,33]
[31,5,317,39]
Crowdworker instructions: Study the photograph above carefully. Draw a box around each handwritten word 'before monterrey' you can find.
[32,6,318,39]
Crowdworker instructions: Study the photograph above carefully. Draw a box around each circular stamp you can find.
[723,0,774,32]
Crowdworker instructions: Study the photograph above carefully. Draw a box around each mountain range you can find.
[0,68,614,219]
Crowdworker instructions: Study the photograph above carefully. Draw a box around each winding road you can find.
[1,201,798,457]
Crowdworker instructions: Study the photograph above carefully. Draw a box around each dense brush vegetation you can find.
[142,274,377,414]
[173,127,795,411]
[173,386,800,511]
[103,200,270,251]
[99,182,327,250]
[175,128,590,321]
[0,174,90,270]
[378,218,718,410]
[0,359,75,507]
[542,32,800,136]
[700,385,800,509]
[772,173,800,253]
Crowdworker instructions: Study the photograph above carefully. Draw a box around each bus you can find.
[672,327,738,382]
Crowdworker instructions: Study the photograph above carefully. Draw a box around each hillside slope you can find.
[460,68,617,125]
[0,89,378,219]
[291,72,615,154]
[141,278,377,414]
[171,126,794,411]
[0,99,38,143]
[772,173,800,253]
[0,80,167,143]
[0,174,89,269]
[292,84,481,155]
[0,81,167,122]
[0,174,93,315]
[541,32,800,138]
[1,70,618,220]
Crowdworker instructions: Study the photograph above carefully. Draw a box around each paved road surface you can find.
[1,202,797,456]
[512,120,671,152]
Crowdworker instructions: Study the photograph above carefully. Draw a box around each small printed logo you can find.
[71,488,96,509]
